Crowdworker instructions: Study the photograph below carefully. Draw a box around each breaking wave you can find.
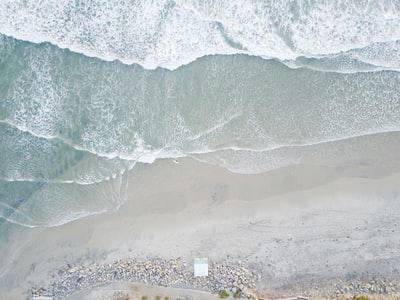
[1,1,400,227]
[0,0,399,71]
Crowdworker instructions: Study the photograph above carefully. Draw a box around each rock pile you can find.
[301,278,400,299]
[332,279,398,296]
[30,257,400,300]
[31,257,258,299]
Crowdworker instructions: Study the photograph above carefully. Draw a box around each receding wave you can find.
[0,0,399,72]
[1,40,400,173]
[1,2,400,227]
[0,173,130,227]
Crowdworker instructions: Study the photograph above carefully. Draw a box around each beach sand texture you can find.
[1,2,400,299]
[1,132,400,299]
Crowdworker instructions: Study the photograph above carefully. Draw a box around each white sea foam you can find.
[0,0,399,71]
[190,130,400,174]
[0,118,157,164]
[5,109,400,178]
[1,171,130,227]
[2,41,399,179]
[0,201,108,228]
[2,0,400,228]
[3,99,400,176]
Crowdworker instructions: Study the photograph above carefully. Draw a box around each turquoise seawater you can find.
[0,1,400,227]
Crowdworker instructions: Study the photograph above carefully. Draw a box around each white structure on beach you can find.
[194,258,208,277]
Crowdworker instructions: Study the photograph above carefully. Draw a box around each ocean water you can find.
[0,0,400,227]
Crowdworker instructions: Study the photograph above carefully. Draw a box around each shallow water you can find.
[0,1,399,227]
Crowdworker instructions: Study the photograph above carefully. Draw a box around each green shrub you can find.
[353,296,370,300]
[219,290,230,298]
[233,288,241,298]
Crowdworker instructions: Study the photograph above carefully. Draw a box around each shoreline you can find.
[2,133,400,299]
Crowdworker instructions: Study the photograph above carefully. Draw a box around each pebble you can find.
[31,257,258,300]
[31,258,400,300]
[310,278,399,299]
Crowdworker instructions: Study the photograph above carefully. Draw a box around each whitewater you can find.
[0,0,400,227]
[1,0,400,71]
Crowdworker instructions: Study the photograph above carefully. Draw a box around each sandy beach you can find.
[1,1,400,299]
[1,132,400,299]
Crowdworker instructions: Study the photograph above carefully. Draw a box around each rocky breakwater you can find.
[331,279,399,297]
[30,257,258,299]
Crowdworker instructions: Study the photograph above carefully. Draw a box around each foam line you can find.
[0,1,399,72]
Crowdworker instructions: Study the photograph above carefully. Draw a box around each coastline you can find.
[1,2,400,299]
[30,257,399,300]
[1,133,400,299]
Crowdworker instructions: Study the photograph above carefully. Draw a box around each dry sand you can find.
[1,132,400,299]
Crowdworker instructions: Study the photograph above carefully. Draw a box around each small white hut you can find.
[194,258,208,277]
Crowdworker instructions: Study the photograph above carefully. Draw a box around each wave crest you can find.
[0,0,399,71]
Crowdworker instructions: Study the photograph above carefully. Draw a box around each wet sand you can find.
[1,132,400,299]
